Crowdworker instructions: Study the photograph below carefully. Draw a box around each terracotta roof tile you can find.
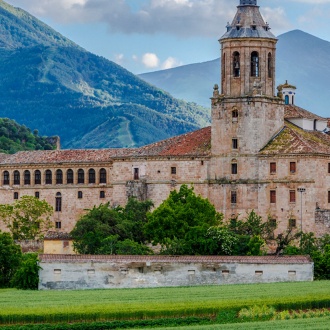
[39,254,312,264]
[261,121,330,155]
[285,105,326,121]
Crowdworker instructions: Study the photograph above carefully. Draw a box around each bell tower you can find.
[211,0,284,159]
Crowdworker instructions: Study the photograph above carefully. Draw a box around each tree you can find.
[71,199,153,255]
[0,231,22,288]
[11,253,41,290]
[144,185,223,254]
[0,196,53,240]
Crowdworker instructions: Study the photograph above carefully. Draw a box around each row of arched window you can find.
[3,168,107,186]
[223,51,273,79]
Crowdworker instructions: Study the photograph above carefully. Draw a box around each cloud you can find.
[261,7,292,34]
[161,57,183,69]
[142,53,160,68]
[114,53,124,65]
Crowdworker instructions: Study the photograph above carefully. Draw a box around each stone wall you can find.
[38,255,313,290]
[315,209,330,236]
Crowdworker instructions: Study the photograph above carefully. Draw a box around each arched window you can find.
[13,171,20,185]
[285,95,289,105]
[55,192,62,212]
[88,169,96,184]
[268,53,272,78]
[67,169,74,184]
[222,53,226,81]
[78,169,84,184]
[99,168,107,184]
[314,119,317,131]
[45,170,52,185]
[251,51,259,77]
[233,51,240,77]
[231,159,238,175]
[56,169,63,184]
[3,171,9,185]
[35,170,41,185]
[232,109,239,120]
[24,170,31,185]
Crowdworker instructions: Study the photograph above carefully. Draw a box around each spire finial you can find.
[240,0,257,6]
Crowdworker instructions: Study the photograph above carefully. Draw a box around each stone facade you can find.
[0,0,329,238]
[38,255,313,290]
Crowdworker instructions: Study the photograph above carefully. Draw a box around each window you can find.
[270,190,276,204]
[290,162,296,174]
[270,219,277,228]
[232,109,239,120]
[290,190,296,203]
[99,168,107,184]
[268,53,272,78]
[56,170,63,184]
[222,53,225,81]
[251,51,259,77]
[45,170,52,184]
[270,162,276,174]
[231,163,238,175]
[55,221,61,229]
[14,192,18,200]
[232,139,238,150]
[23,170,31,185]
[328,163,330,174]
[233,51,240,77]
[285,95,289,105]
[88,169,96,184]
[100,191,105,199]
[231,191,237,204]
[171,167,177,175]
[134,168,139,180]
[78,191,83,199]
[35,192,40,199]
[67,169,74,184]
[289,218,296,228]
[55,192,62,212]
[13,171,20,185]
[3,171,9,185]
[328,191,330,204]
[78,169,84,184]
[35,170,41,185]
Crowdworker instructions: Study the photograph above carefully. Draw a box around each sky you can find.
[5,0,330,74]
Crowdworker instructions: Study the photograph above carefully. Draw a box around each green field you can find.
[1,281,330,325]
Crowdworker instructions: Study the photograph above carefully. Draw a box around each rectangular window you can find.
[231,163,238,175]
[328,163,330,174]
[232,139,238,150]
[100,191,105,199]
[35,192,40,199]
[231,191,237,204]
[55,221,61,229]
[171,167,177,175]
[13,192,19,200]
[290,190,296,203]
[328,191,330,204]
[55,197,62,212]
[289,218,296,228]
[290,162,296,174]
[78,191,83,199]
[270,162,276,174]
[134,168,139,180]
[270,190,276,204]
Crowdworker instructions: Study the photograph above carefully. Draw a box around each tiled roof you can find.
[285,105,326,121]
[260,121,330,155]
[0,127,211,166]
[131,126,211,157]
[44,231,72,240]
[39,254,312,264]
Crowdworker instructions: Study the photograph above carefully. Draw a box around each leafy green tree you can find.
[116,239,153,255]
[0,196,53,240]
[11,253,41,290]
[145,185,223,254]
[0,231,22,288]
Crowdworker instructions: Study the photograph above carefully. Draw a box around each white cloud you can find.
[142,53,160,68]
[261,7,292,34]
[161,57,182,69]
[114,53,124,65]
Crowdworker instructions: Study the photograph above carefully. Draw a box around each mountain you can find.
[0,1,210,149]
[140,30,330,118]
[0,117,56,154]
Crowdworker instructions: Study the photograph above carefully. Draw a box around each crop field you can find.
[144,317,330,330]
[1,281,330,325]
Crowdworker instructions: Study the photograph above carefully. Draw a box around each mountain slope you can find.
[0,1,210,148]
[140,30,329,118]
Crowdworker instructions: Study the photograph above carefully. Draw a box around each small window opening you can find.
[231,191,237,204]
[231,163,238,175]
[270,190,276,204]
[100,191,105,199]
[99,168,107,184]
[55,221,61,229]
[232,139,238,150]
[88,169,96,184]
[56,169,63,185]
[289,218,296,228]
[251,51,259,77]
[55,192,62,212]
[270,162,276,174]
[134,168,139,180]
[285,95,289,105]
[78,169,84,184]
[13,171,20,185]
[78,191,83,199]
[233,52,240,77]
[171,167,177,175]
[290,190,296,203]
[67,169,74,184]
[35,192,40,199]
[35,170,41,185]
[268,53,272,78]
[14,192,19,200]
[24,171,31,185]
[45,170,52,185]
[3,171,9,185]
[290,162,296,174]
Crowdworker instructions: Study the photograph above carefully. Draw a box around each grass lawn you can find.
[1,281,330,325]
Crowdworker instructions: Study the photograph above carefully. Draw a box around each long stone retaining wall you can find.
[38,255,313,290]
